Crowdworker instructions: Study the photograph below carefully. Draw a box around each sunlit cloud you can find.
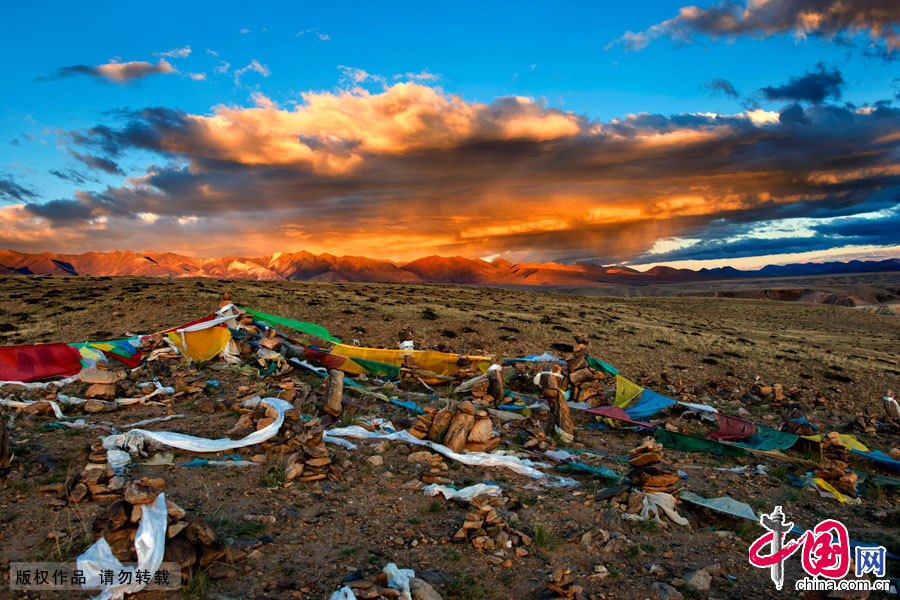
[233,59,270,85]
[41,59,176,84]
[7,76,900,266]
[154,46,191,58]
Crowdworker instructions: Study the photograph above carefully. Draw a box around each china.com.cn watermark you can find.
[747,506,893,593]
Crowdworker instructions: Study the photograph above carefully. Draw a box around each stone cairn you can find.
[781,404,818,436]
[41,439,124,504]
[544,566,584,600]
[627,437,679,493]
[408,400,500,453]
[453,496,533,562]
[523,429,556,452]
[454,355,477,383]
[420,453,451,485]
[817,432,857,498]
[283,419,337,483]
[565,334,605,406]
[90,479,235,581]
[226,401,340,483]
[539,364,575,442]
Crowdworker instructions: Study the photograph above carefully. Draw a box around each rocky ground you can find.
[0,276,899,600]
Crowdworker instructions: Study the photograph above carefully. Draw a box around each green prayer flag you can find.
[240,308,341,343]
[655,428,747,457]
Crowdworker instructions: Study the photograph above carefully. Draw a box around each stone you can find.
[85,383,117,400]
[323,369,344,417]
[83,399,116,413]
[68,482,89,503]
[683,569,711,592]
[628,452,663,467]
[79,369,118,384]
[285,463,304,480]
[366,455,384,467]
[21,401,54,416]
[466,417,494,444]
[168,521,189,538]
[184,515,217,547]
[208,563,238,579]
[486,368,504,403]
[408,451,433,463]
[428,409,453,443]
[458,400,477,416]
[96,500,130,531]
[164,535,197,569]
[651,582,684,600]
[626,492,644,514]
[106,527,138,562]
[443,412,475,453]
[410,577,443,600]
[124,478,165,505]
[166,501,186,521]
[199,541,228,567]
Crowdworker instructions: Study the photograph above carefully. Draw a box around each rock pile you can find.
[80,367,122,401]
[282,419,339,483]
[627,438,678,493]
[420,453,451,485]
[408,400,499,453]
[781,405,818,435]
[565,334,605,406]
[340,569,433,599]
[453,496,532,562]
[42,440,124,503]
[90,480,229,581]
[139,332,176,358]
[816,432,857,498]
[523,429,556,452]
[544,566,584,599]
[538,364,575,441]
[454,355,477,383]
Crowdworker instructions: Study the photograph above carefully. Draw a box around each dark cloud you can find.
[812,209,900,247]
[702,78,739,97]
[760,63,844,104]
[0,176,38,202]
[68,108,187,157]
[614,0,900,59]
[49,168,98,185]
[39,59,175,84]
[68,151,125,175]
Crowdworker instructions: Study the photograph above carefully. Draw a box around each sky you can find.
[1,0,899,270]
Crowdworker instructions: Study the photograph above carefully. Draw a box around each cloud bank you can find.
[612,0,900,59]
[5,77,897,265]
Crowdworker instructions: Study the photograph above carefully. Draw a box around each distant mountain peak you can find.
[1,249,898,284]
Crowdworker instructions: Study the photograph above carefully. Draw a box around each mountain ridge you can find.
[1,249,899,285]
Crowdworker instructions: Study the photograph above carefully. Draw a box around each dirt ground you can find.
[1,276,898,600]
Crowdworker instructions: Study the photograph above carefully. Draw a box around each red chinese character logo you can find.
[801,519,849,579]
[749,507,852,589]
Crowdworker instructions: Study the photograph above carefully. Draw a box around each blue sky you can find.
[1,0,899,268]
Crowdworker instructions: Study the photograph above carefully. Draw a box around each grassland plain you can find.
[0,276,898,599]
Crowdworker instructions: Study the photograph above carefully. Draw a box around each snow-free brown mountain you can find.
[1,249,899,286]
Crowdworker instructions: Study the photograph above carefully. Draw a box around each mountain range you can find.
[1,250,899,286]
